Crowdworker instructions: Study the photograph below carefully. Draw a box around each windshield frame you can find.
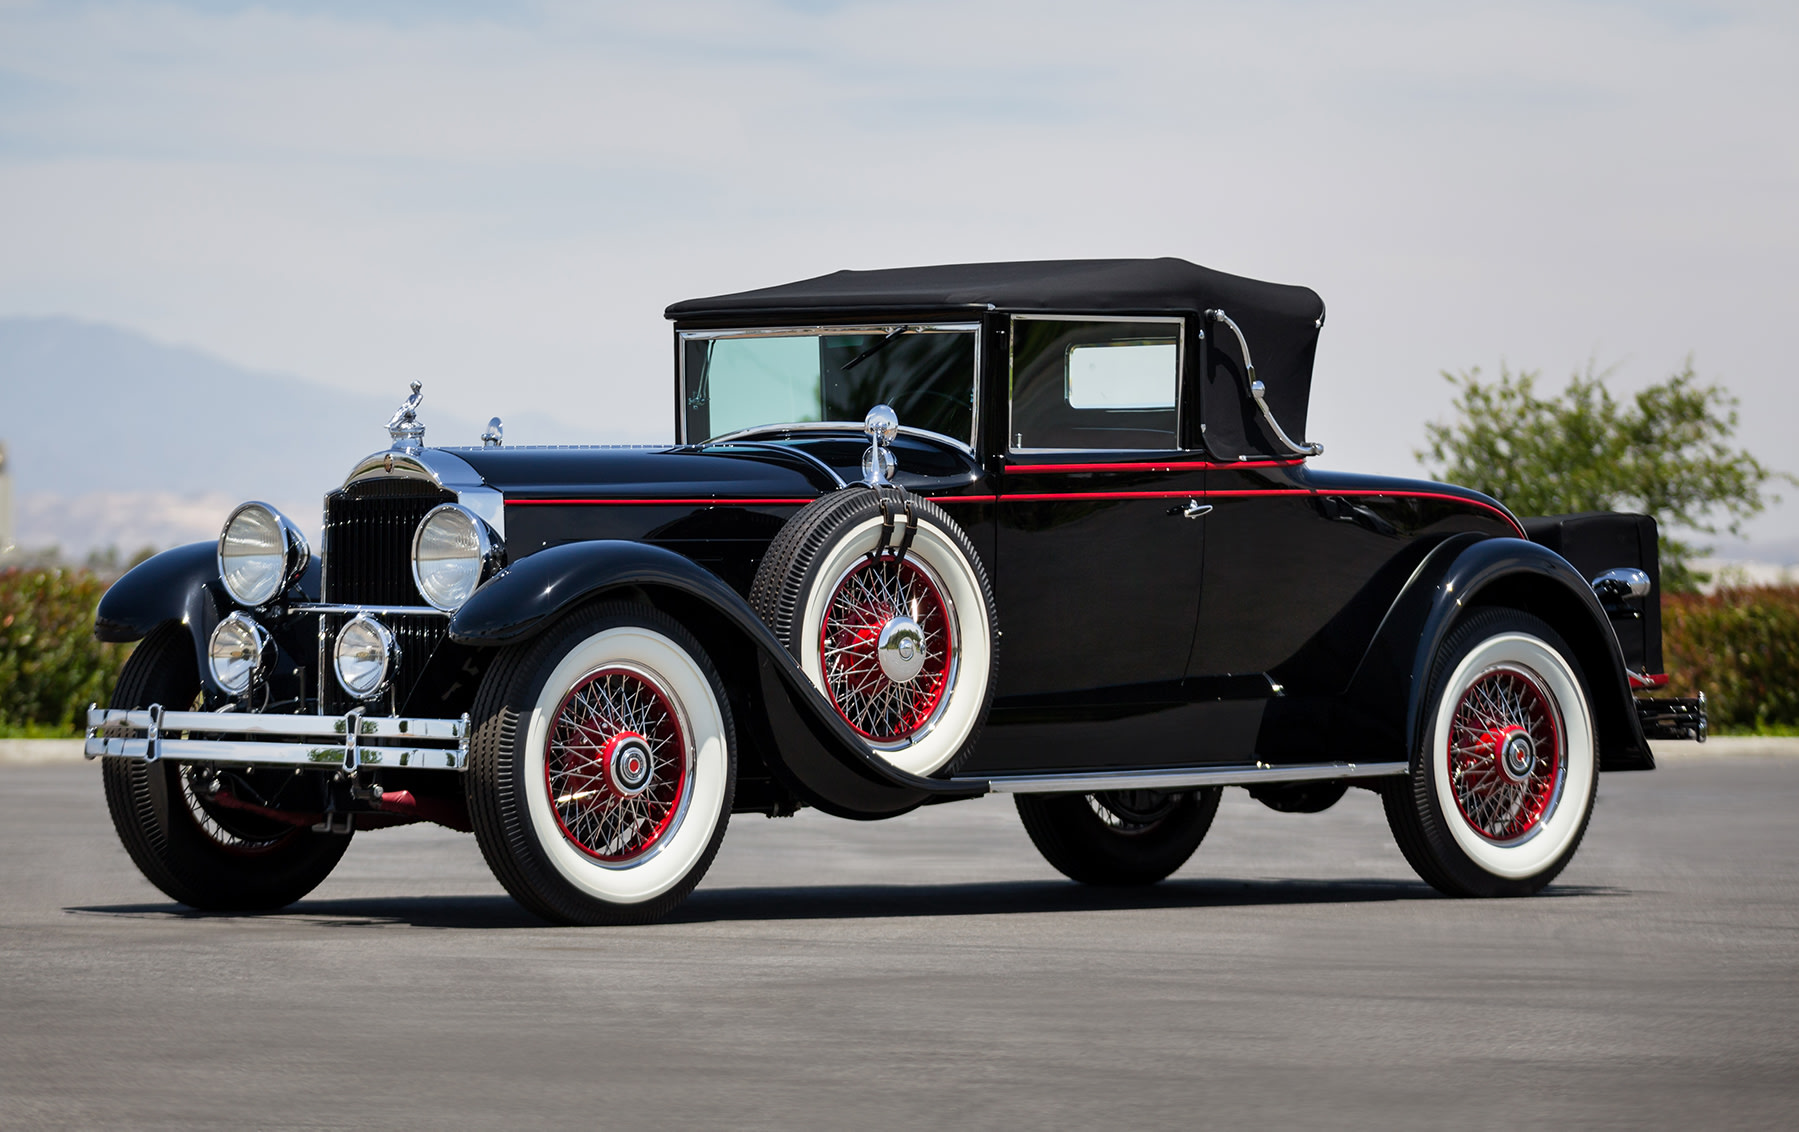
[676,322,982,454]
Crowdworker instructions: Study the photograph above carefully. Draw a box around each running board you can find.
[964,760,1408,795]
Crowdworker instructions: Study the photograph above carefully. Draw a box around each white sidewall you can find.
[1429,632,1596,879]
[798,513,992,777]
[521,626,729,905]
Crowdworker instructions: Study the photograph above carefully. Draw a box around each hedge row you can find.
[1662,585,1799,732]
[0,567,134,736]
[1,566,1795,736]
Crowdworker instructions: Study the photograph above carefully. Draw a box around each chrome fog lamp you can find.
[207,612,271,696]
[411,503,503,612]
[334,615,398,701]
[218,502,310,608]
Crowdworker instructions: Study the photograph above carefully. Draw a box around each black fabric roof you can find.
[664,257,1323,325]
[666,257,1327,461]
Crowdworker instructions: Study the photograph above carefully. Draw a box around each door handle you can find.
[1180,499,1213,520]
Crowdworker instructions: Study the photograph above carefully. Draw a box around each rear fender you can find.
[448,540,981,816]
[1343,536,1652,772]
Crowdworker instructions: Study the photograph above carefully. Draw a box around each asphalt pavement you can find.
[2,750,1796,1129]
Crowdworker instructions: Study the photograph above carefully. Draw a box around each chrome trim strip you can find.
[967,760,1408,794]
[290,603,450,618]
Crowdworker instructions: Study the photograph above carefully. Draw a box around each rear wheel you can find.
[1383,608,1599,897]
[101,622,352,911]
[466,602,736,925]
[1015,788,1222,886]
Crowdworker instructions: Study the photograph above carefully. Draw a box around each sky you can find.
[2,0,1796,552]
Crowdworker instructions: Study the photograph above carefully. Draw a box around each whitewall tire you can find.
[1384,608,1599,897]
[467,602,735,925]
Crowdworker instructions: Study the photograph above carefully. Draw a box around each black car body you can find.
[87,258,1705,923]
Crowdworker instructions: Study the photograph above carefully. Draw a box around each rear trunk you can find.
[1521,512,1661,677]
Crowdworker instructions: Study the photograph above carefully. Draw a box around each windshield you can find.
[680,324,978,446]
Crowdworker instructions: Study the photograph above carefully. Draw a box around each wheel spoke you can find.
[545,668,689,862]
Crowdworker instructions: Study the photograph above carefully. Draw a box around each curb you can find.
[1651,736,1799,760]
[0,739,87,765]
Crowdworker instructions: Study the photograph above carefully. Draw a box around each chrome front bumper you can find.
[85,706,470,771]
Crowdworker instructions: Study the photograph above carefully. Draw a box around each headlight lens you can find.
[218,502,309,607]
[207,613,270,696]
[334,615,397,700]
[411,504,501,612]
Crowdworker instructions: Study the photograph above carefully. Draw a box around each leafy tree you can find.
[1418,359,1790,592]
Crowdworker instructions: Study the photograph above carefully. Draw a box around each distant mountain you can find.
[0,316,656,554]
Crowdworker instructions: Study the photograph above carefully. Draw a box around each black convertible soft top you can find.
[667,258,1326,459]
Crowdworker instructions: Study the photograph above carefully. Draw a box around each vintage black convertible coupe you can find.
[87,258,1706,924]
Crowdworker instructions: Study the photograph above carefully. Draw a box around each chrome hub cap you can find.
[876,615,927,683]
[604,732,655,796]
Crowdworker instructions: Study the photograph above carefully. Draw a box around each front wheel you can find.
[466,602,736,925]
[102,622,352,911]
[1383,608,1599,897]
[1016,788,1222,886]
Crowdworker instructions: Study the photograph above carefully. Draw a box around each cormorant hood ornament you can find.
[387,382,425,450]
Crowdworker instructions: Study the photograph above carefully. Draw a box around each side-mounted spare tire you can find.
[752,487,997,778]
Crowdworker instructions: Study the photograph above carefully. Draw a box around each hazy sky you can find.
[3,0,1795,546]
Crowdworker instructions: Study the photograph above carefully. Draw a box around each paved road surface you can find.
[3,753,1795,1129]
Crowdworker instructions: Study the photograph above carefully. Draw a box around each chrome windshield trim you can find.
[677,322,981,452]
[967,760,1408,794]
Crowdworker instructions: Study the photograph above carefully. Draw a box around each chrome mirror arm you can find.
[1206,309,1323,458]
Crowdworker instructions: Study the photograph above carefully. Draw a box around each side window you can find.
[1010,317,1181,451]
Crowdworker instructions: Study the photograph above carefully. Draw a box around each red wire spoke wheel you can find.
[1446,665,1566,845]
[818,551,954,743]
[544,665,690,863]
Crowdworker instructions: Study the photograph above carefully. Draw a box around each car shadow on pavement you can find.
[66,877,1621,929]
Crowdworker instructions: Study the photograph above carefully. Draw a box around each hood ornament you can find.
[387,382,425,450]
[481,416,504,448]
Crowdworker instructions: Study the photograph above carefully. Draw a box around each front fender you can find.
[1345,536,1652,772]
[94,542,221,644]
[448,540,983,815]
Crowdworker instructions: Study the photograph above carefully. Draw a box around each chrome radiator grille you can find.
[321,479,455,604]
[319,478,456,713]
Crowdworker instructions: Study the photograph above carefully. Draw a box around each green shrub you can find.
[1663,585,1799,732]
[0,567,134,736]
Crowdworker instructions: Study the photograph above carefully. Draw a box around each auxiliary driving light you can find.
[217,502,310,607]
[207,612,271,696]
[334,614,398,701]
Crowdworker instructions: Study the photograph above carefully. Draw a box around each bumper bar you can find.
[1636,693,1708,742]
[85,705,470,771]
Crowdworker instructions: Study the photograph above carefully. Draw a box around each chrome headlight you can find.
[411,503,503,612]
[207,612,271,696]
[218,502,310,608]
[334,615,397,701]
